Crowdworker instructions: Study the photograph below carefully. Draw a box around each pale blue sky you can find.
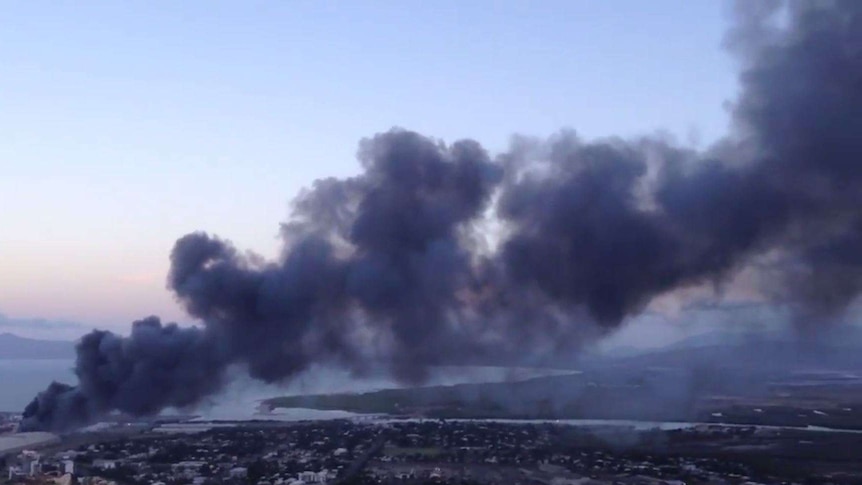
[0,1,737,331]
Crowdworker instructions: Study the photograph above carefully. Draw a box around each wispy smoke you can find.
[22,0,862,431]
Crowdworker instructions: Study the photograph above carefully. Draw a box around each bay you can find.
[0,359,76,412]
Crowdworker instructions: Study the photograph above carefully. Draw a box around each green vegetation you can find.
[264,374,585,419]
[263,368,862,429]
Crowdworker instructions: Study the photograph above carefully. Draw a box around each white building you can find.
[172,460,206,478]
[16,450,42,476]
[93,459,118,470]
[7,465,24,480]
[297,471,318,483]
[296,470,334,483]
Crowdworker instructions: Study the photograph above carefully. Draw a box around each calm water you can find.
[0,359,76,412]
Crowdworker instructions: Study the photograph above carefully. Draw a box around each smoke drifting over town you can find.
[22,1,862,431]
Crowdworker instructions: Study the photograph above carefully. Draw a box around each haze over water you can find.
[0,359,75,412]
[0,360,565,415]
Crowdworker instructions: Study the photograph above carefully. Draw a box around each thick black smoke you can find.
[21,0,862,431]
[22,317,226,431]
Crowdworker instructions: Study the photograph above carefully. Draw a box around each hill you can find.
[0,333,75,359]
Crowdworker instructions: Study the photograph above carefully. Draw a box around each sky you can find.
[0,1,738,335]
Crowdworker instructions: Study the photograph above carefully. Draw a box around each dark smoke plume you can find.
[21,0,862,431]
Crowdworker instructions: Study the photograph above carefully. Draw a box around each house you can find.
[92,459,118,470]
[8,465,25,480]
[297,471,319,483]
[296,470,333,483]
[172,460,206,479]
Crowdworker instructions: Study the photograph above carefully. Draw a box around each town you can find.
[3,413,862,485]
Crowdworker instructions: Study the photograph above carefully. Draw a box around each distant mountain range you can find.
[0,333,75,359]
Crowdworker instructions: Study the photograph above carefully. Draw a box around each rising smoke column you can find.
[21,0,862,431]
[498,0,862,325]
[22,317,226,431]
[22,132,504,431]
[168,133,503,383]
